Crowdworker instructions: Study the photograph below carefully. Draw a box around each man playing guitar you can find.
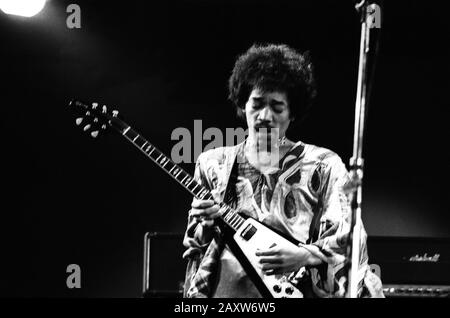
[182,44,383,298]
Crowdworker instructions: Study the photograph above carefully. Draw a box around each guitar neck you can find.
[118,124,246,232]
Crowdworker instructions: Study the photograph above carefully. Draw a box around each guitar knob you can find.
[91,131,99,138]
[75,118,83,126]
[273,285,281,293]
[83,124,91,131]
[285,286,294,295]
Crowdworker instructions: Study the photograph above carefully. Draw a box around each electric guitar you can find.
[69,99,308,298]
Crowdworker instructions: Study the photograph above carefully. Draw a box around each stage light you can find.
[0,0,47,17]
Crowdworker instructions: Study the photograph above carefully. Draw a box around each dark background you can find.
[0,0,448,297]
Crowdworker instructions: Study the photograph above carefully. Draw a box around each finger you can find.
[200,219,215,227]
[258,256,283,264]
[206,210,222,220]
[255,248,280,257]
[191,199,215,209]
[263,268,284,276]
[261,263,281,271]
[190,205,220,217]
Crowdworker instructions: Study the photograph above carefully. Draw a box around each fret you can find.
[156,154,163,162]
[229,214,239,227]
[195,187,203,198]
[187,183,199,195]
[133,135,139,142]
[141,141,148,149]
[234,219,243,230]
[172,167,179,174]
[175,171,182,179]
[194,186,203,197]
[169,165,176,174]
[226,214,235,227]
[161,160,169,168]
[230,213,239,224]
[224,211,233,222]
[178,172,188,183]
[148,148,155,156]
[235,216,245,229]
[184,177,192,186]
[198,189,208,199]
[126,128,138,140]
[164,161,174,172]
[122,126,130,135]
[190,183,198,192]
[181,178,195,192]
[220,206,231,219]
[134,136,146,148]
[229,217,240,230]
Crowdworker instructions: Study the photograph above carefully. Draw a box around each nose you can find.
[257,106,273,122]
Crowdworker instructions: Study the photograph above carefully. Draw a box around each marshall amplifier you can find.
[142,232,186,298]
[368,236,450,298]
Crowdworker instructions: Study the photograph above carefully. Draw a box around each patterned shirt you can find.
[182,141,384,298]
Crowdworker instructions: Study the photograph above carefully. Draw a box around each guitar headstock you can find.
[68,99,126,138]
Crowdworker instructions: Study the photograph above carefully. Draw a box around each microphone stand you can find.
[345,0,380,298]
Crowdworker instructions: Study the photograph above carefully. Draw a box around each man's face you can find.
[244,87,291,146]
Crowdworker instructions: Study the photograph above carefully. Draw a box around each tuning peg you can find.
[101,124,107,130]
[112,110,119,117]
[86,111,91,116]
[102,105,107,113]
[91,131,99,138]
[92,102,99,109]
[93,117,99,123]
[83,124,91,131]
[75,117,83,126]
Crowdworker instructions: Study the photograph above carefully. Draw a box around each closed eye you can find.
[271,103,286,113]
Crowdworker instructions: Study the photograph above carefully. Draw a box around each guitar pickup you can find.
[241,224,257,241]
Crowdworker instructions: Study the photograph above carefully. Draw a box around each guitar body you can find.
[219,215,306,298]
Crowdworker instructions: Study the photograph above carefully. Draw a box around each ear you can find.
[236,107,246,120]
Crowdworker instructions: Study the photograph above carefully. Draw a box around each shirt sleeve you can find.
[181,153,218,296]
[300,154,384,298]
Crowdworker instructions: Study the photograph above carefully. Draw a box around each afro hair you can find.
[228,43,317,121]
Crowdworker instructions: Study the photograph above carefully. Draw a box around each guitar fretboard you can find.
[121,125,246,232]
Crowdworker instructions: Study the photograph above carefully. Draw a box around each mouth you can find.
[254,125,275,133]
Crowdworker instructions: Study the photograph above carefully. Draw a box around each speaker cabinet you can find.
[142,232,185,298]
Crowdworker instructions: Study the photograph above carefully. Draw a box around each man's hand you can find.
[256,244,321,275]
[190,198,221,227]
